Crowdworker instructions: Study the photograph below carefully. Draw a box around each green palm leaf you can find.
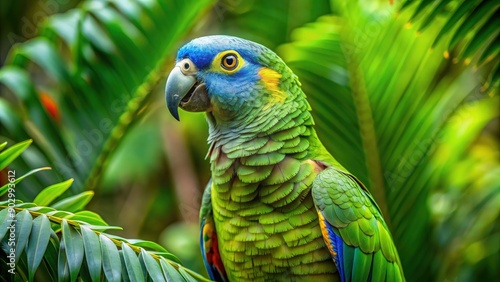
[400,0,499,87]
[277,1,497,280]
[0,0,215,199]
[217,0,331,49]
[0,140,210,281]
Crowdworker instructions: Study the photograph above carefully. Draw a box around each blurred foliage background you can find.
[0,0,498,281]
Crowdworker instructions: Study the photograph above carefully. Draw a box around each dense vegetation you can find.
[0,0,498,281]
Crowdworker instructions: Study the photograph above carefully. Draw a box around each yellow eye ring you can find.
[221,54,238,70]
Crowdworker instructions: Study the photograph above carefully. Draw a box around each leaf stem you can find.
[1,204,211,281]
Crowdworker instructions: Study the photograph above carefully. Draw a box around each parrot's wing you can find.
[200,179,228,282]
[311,166,405,282]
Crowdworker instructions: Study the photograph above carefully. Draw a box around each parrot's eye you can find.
[178,59,197,75]
[181,61,193,72]
[221,54,238,70]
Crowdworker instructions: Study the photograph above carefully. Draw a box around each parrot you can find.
[165,35,405,282]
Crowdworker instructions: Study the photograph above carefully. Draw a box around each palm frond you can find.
[0,0,215,199]
[0,140,209,281]
[399,0,499,88]
[277,2,497,280]
[215,0,332,49]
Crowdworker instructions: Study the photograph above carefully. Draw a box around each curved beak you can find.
[165,59,210,121]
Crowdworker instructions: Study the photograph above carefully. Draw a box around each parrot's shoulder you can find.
[310,163,384,223]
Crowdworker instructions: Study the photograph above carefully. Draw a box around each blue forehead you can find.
[176,35,268,69]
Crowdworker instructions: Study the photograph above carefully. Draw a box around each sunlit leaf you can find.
[46,210,73,218]
[0,139,32,170]
[66,211,108,226]
[149,251,182,265]
[27,206,56,214]
[33,179,74,206]
[0,142,7,151]
[127,239,167,252]
[400,0,499,86]
[51,191,94,212]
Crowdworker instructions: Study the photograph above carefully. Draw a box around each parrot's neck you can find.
[206,94,313,156]
[204,89,331,181]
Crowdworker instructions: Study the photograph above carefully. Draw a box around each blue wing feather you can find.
[319,210,346,282]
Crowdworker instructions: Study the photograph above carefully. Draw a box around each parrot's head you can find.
[165,35,296,122]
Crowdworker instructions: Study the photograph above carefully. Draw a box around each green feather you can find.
[257,139,285,154]
[261,219,294,233]
[236,164,273,183]
[347,221,361,247]
[386,262,396,281]
[260,182,294,203]
[213,152,235,172]
[228,216,251,227]
[291,150,309,159]
[281,136,301,148]
[370,251,387,281]
[230,180,258,196]
[342,243,354,282]
[230,189,258,203]
[341,205,358,222]
[270,183,304,207]
[258,212,288,225]
[270,125,306,141]
[282,227,312,243]
[244,137,269,150]
[352,248,372,282]
[225,147,259,159]
[332,205,351,225]
[264,157,301,185]
[254,235,283,249]
[238,204,273,216]
[240,152,285,166]
[393,261,404,282]
[358,217,376,236]
[288,209,317,227]
[378,221,396,262]
[285,198,314,216]
[213,166,234,185]
[258,183,282,197]
[280,138,310,154]
[292,162,314,181]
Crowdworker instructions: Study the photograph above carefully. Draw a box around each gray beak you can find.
[165,59,210,121]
